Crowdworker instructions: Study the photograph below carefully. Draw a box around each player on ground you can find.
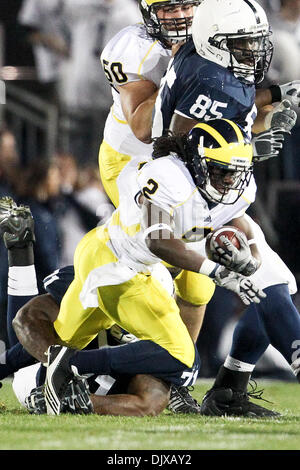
[13,119,267,415]
[0,197,172,416]
[151,0,300,417]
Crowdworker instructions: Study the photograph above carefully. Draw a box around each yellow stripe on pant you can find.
[98,140,215,306]
[54,226,195,368]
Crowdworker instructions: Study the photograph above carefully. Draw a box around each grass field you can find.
[0,378,300,452]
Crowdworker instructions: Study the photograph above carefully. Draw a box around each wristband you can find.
[199,259,220,278]
[268,84,282,103]
[247,239,256,246]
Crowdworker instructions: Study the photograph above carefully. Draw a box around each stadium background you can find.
[0,0,299,381]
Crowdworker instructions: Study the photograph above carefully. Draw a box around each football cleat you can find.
[0,196,35,248]
[200,383,280,418]
[26,378,93,415]
[168,385,201,414]
[44,345,79,415]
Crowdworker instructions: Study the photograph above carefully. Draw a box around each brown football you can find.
[205,226,243,260]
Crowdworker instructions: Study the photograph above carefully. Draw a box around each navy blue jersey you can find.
[152,40,257,139]
[43,265,75,305]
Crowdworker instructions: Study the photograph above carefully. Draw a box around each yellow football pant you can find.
[54,226,195,368]
[98,141,215,306]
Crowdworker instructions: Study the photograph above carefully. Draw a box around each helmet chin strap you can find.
[230,55,255,83]
[200,181,231,204]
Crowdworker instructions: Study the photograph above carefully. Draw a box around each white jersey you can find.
[106,155,256,273]
[101,23,172,158]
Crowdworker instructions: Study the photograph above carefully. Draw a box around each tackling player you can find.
[151,0,300,416]
[12,119,267,415]
[98,0,300,386]
[0,198,171,417]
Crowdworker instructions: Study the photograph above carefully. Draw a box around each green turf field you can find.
[0,378,299,451]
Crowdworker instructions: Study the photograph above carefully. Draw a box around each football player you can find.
[99,0,213,413]
[152,0,300,417]
[0,197,171,416]
[152,0,295,137]
[12,119,268,415]
[99,0,300,373]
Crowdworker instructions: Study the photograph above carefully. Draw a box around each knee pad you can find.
[174,269,215,306]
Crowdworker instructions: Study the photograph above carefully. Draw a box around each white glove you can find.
[211,234,259,276]
[213,266,266,305]
[280,81,300,107]
[251,127,288,162]
[264,99,297,132]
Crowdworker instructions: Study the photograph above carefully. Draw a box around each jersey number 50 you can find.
[102,59,128,84]
[190,94,228,121]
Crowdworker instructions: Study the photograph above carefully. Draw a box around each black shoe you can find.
[200,382,280,418]
[168,385,201,414]
[0,196,35,248]
[44,345,78,415]
[26,377,93,415]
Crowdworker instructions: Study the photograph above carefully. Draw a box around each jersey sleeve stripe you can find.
[137,40,159,78]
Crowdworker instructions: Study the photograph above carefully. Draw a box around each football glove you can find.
[211,234,259,276]
[279,81,300,107]
[212,266,266,306]
[25,386,46,414]
[62,377,94,414]
[252,127,288,162]
[264,99,297,132]
[25,378,93,415]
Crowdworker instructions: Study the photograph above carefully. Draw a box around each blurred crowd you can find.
[0,0,299,379]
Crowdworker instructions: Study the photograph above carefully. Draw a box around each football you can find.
[205,226,243,260]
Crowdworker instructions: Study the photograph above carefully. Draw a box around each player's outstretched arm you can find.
[13,294,61,364]
[118,80,158,143]
[91,375,170,417]
[256,81,300,109]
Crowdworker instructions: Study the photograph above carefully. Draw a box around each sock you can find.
[213,365,252,393]
[224,356,255,373]
[7,265,38,347]
[70,347,111,377]
[70,340,193,382]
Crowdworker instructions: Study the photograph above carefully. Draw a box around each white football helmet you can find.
[192,0,273,83]
[138,0,200,47]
